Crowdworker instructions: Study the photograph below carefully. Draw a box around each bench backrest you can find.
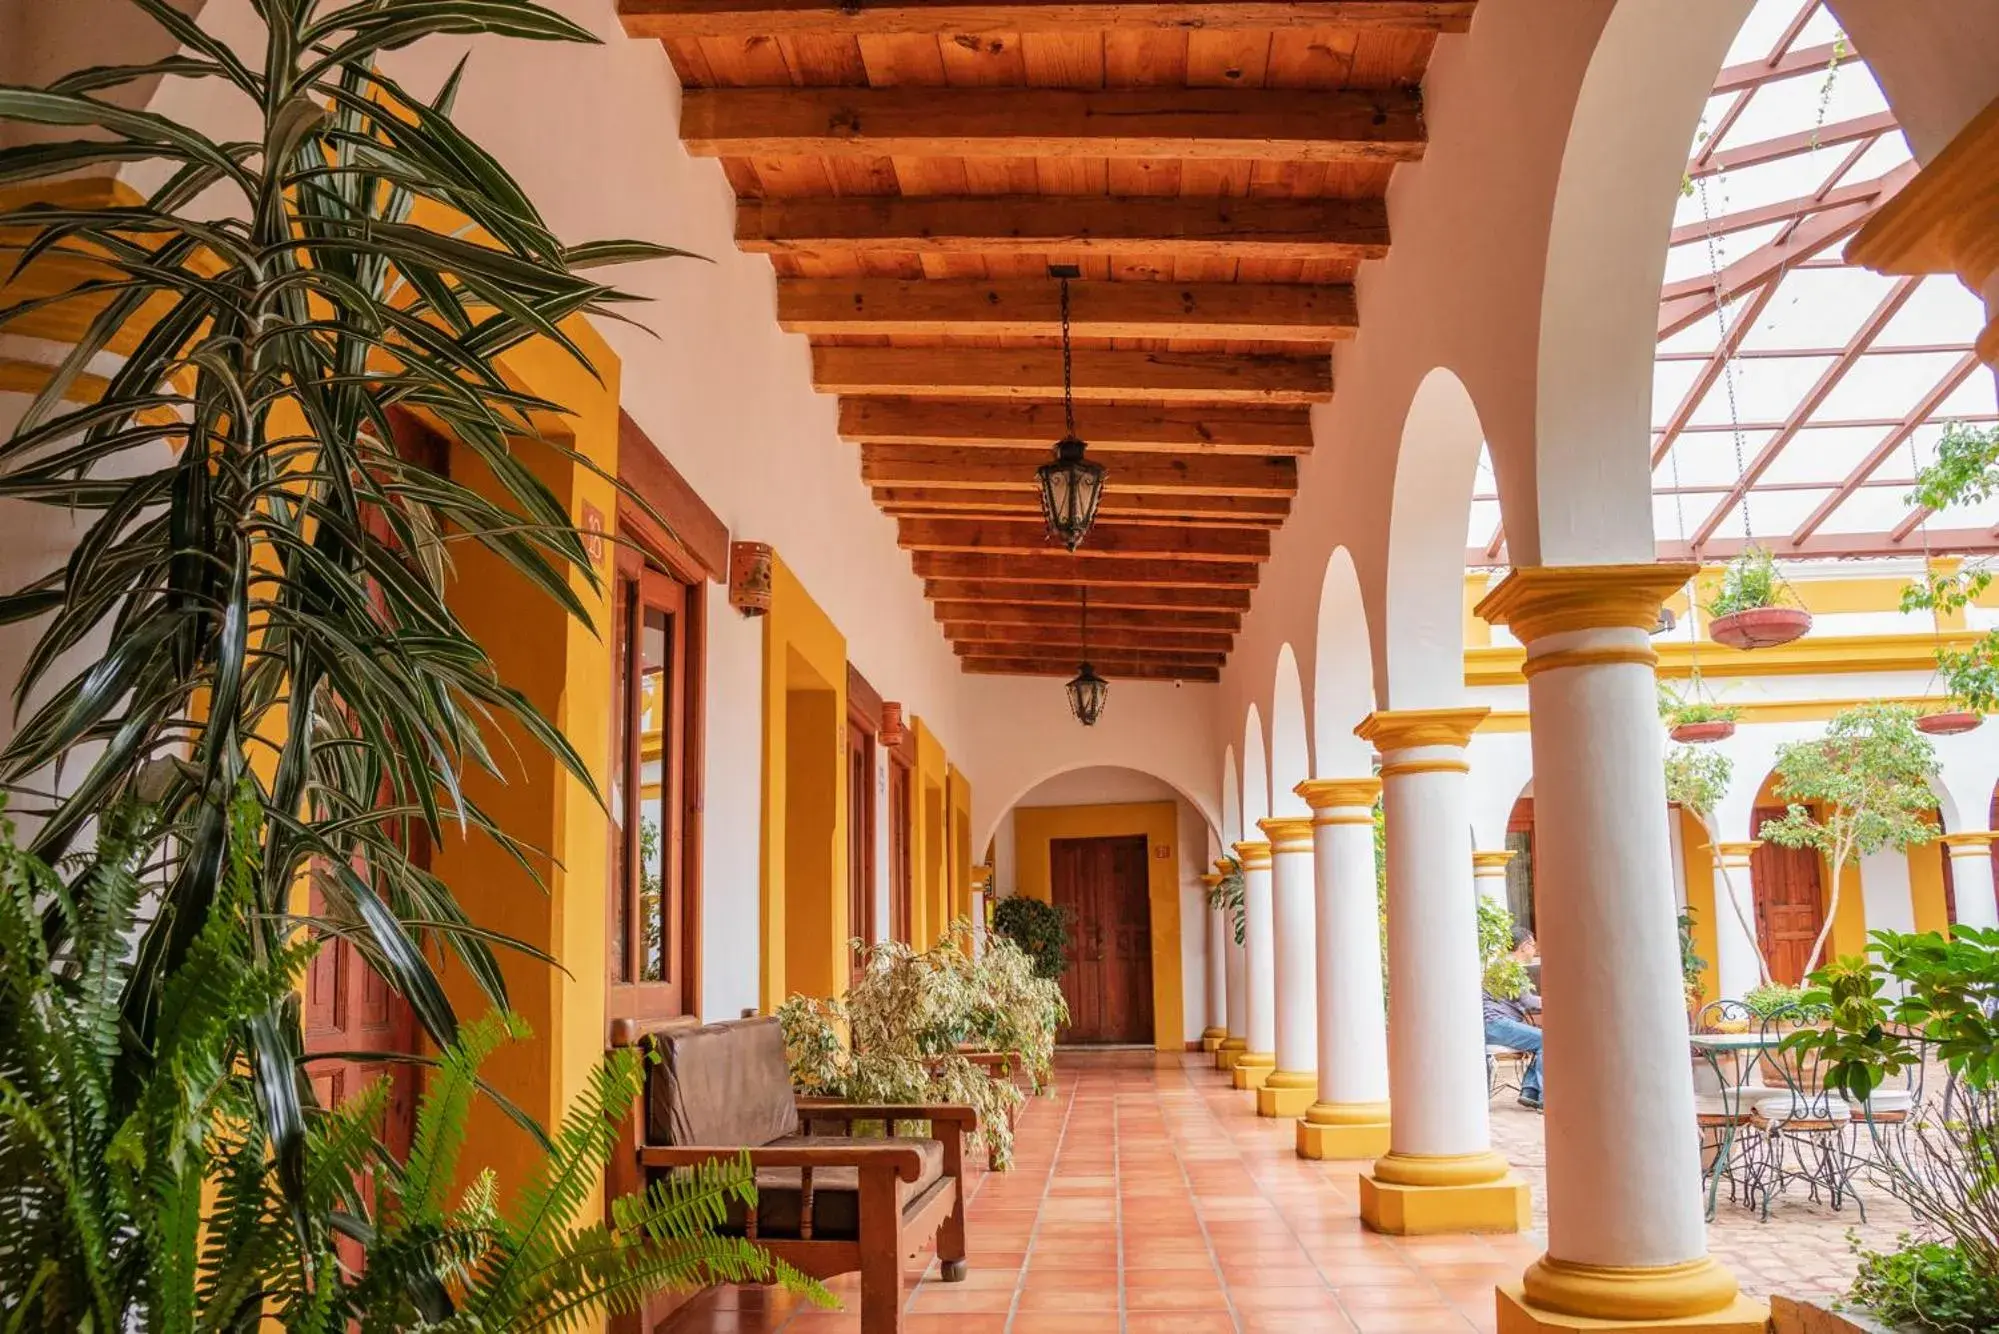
[647,1014,799,1147]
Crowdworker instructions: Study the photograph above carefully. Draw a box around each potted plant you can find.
[1901,423,1999,739]
[1915,705,1983,736]
[990,894,1073,981]
[1660,683,1740,743]
[1706,546,1813,649]
[1678,907,1708,1021]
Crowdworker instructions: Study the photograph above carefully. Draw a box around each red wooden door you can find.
[1050,835,1154,1043]
[1751,806,1827,985]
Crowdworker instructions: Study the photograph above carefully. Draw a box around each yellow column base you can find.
[1255,1070,1316,1117]
[1200,1026,1226,1053]
[1358,1150,1529,1235]
[1296,1101,1392,1160]
[1231,1052,1275,1090]
[1497,1256,1764,1332]
[1498,1288,1768,1333]
[1215,1037,1246,1070]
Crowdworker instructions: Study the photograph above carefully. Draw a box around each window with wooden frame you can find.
[846,666,882,977]
[887,732,915,944]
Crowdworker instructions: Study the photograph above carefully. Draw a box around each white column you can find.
[1256,816,1317,1116]
[1200,873,1228,1051]
[1354,708,1526,1236]
[1480,565,1754,1327]
[1296,778,1390,1161]
[1711,842,1765,1000]
[1945,833,1999,930]
[1230,839,1276,1089]
[1473,849,1515,906]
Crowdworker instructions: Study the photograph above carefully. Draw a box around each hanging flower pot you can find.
[1916,710,1982,736]
[1709,606,1812,650]
[1670,720,1737,744]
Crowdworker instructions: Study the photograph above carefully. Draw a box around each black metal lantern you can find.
[1036,268,1106,550]
[1065,587,1109,726]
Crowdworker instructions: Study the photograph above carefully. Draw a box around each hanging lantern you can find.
[1036,267,1106,550]
[1067,662,1109,726]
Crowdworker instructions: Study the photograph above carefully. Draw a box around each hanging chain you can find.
[1060,276,1077,440]
[1695,170,1755,545]
[1079,583,1089,659]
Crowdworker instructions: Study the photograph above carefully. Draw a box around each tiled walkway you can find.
[663,1049,1908,1333]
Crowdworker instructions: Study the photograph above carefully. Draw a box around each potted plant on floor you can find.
[1707,546,1813,649]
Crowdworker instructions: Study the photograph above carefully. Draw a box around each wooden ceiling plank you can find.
[776,276,1358,341]
[911,551,1261,586]
[875,487,1288,527]
[840,397,1316,454]
[622,2,1476,38]
[952,638,1226,665]
[860,444,1298,495]
[931,600,1242,630]
[737,194,1391,261]
[680,86,1425,162]
[944,621,1233,649]
[899,516,1270,560]
[816,345,1331,402]
[961,656,1222,683]
[924,578,1252,610]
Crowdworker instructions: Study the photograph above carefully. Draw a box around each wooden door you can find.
[1751,806,1827,985]
[1050,835,1154,1043]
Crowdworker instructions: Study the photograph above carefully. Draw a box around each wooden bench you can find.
[620,1014,972,1334]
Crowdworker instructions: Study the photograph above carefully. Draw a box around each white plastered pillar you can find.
[1480,566,1760,1330]
[1256,815,1317,1116]
[1943,833,1999,930]
[1217,858,1249,1070]
[1200,873,1228,1051]
[1354,708,1528,1235]
[1473,849,1515,906]
[1230,839,1276,1090]
[1295,777,1390,1161]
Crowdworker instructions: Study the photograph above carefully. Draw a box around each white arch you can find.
[1222,745,1242,850]
[1268,645,1312,818]
[1383,367,1488,708]
[1241,703,1270,835]
[1312,547,1376,777]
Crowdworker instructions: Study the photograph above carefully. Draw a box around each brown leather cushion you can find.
[725,1136,946,1241]
[648,1015,799,1147]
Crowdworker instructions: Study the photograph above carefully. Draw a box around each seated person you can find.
[1483,926,1544,1111]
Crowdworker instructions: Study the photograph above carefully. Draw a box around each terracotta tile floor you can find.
[660,1050,1910,1333]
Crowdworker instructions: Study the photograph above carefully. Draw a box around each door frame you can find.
[845,664,882,974]
[1049,833,1155,1044]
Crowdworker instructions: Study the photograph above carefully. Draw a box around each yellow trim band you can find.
[1231,839,1272,870]
[1472,850,1516,874]
[1296,777,1382,810]
[1520,644,1658,679]
[1522,1254,1740,1322]
[1257,816,1313,852]
[1379,758,1471,777]
[1355,706,1490,752]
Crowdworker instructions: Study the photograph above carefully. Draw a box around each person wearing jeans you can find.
[1484,926,1544,1110]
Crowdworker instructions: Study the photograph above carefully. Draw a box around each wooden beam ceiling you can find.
[815,346,1331,403]
[839,399,1316,456]
[777,278,1358,343]
[898,517,1270,561]
[619,2,1475,38]
[923,579,1253,612]
[875,488,1290,527]
[946,622,1233,652]
[931,601,1241,632]
[737,195,1391,263]
[861,446,1297,496]
[911,552,1262,588]
[681,87,1425,163]
[961,656,1222,684]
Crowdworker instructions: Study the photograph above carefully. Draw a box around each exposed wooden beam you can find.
[961,656,1221,684]
[1650,281,1780,469]
[912,552,1260,587]
[620,1,1476,39]
[737,195,1391,263]
[777,278,1357,343]
[1710,39,1852,96]
[945,623,1232,652]
[899,517,1269,561]
[952,638,1226,667]
[861,445,1297,496]
[1688,111,1897,180]
[1666,172,1897,247]
[681,87,1425,163]
[841,398,1314,456]
[1634,525,1999,563]
[817,346,1330,404]
[924,579,1252,611]
[931,601,1241,632]
[875,488,1289,527]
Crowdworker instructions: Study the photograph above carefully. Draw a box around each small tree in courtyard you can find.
[1664,743,1772,988]
[1759,704,1941,976]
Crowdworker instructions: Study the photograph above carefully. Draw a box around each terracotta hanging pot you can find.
[1669,720,1736,744]
[1916,710,1982,736]
[1708,606,1812,650]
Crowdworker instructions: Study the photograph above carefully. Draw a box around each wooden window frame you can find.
[887,733,915,945]
[846,666,883,974]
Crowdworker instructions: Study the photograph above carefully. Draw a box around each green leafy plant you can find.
[1845,1236,1999,1334]
[1740,981,1807,1021]
[1677,907,1707,1004]
[1658,683,1740,728]
[1759,704,1941,975]
[1477,896,1528,1001]
[0,0,691,1217]
[1705,545,1791,617]
[990,894,1071,980]
[1664,743,1773,988]
[1207,854,1246,946]
[1902,422,1999,713]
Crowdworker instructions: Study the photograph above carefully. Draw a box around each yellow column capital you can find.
[1231,839,1272,870]
[1472,849,1516,874]
[1714,840,1762,868]
[1354,707,1489,751]
[1214,857,1235,875]
[1199,871,1223,888]
[1941,830,1999,849]
[1256,816,1313,853]
[1475,562,1699,644]
[1297,776,1382,809]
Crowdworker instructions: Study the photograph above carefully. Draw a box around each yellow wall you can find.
[1908,813,1952,939]
[912,718,950,949]
[760,557,849,1010]
[948,764,974,934]
[1011,800,1185,1052]
[1676,806,1721,1008]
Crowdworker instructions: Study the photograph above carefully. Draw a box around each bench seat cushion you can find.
[649,1015,799,1147]
[726,1136,946,1241]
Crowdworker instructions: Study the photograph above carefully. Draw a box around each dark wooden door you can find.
[1050,835,1153,1043]
[1751,806,1827,985]
[888,750,913,943]
[846,718,876,978]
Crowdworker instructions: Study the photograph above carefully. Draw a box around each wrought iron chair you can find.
[1747,1005,1866,1221]
[1690,1000,1762,1218]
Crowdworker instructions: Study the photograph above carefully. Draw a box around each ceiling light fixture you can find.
[1037,265,1106,551]
[1065,584,1109,726]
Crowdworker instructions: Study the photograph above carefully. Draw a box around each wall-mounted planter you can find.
[1915,710,1982,736]
[1710,606,1812,650]
[1669,720,1736,744]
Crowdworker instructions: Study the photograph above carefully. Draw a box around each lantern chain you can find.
[1061,275,1076,439]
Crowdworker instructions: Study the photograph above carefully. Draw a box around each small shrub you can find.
[1845,1237,1999,1334]
[1706,545,1789,617]
[1741,982,1807,1020]
[991,895,1072,980]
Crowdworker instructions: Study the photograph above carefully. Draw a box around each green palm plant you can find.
[0,0,691,1219]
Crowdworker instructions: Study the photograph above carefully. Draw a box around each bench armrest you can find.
[795,1099,980,1128]
[639,1141,928,1182]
